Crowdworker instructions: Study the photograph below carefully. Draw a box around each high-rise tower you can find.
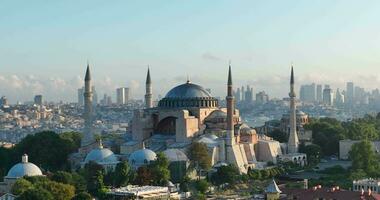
[145,67,153,108]
[287,66,299,153]
[82,64,95,147]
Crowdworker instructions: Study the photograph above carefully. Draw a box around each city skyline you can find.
[2,1,380,102]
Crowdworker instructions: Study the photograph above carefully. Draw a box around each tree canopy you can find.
[0,131,81,175]
[188,142,211,171]
[305,115,380,156]
[13,177,75,200]
[349,140,380,177]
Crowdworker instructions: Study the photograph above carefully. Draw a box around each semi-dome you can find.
[205,110,227,122]
[6,154,42,179]
[158,81,218,108]
[162,149,188,162]
[84,146,118,164]
[128,148,157,169]
[165,82,212,99]
[238,123,257,135]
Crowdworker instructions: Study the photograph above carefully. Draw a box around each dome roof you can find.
[205,110,227,121]
[84,147,118,164]
[128,148,157,169]
[238,123,256,135]
[162,149,188,162]
[296,110,306,115]
[165,82,212,99]
[6,154,42,179]
[197,136,218,147]
[206,134,219,140]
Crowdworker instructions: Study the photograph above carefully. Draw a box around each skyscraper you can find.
[241,86,245,101]
[34,95,43,105]
[256,91,269,105]
[323,85,333,106]
[78,87,84,105]
[116,87,130,105]
[288,66,299,154]
[235,88,241,102]
[244,85,254,103]
[299,83,316,103]
[346,82,354,107]
[0,96,9,107]
[316,84,323,103]
[334,88,344,107]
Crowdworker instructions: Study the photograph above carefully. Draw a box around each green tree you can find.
[0,147,15,178]
[267,129,288,143]
[307,119,345,156]
[14,131,78,171]
[149,152,171,186]
[211,165,240,186]
[59,131,82,152]
[195,180,209,194]
[82,161,106,197]
[72,192,92,200]
[35,181,75,200]
[349,169,367,181]
[188,142,211,175]
[179,176,190,192]
[51,171,86,193]
[112,161,132,187]
[349,140,380,177]
[18,188,54,200]
[11,178,33,195]
[299,144,322,165]
[135,166,152,186]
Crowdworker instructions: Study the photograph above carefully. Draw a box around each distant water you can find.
[242,116,272,128]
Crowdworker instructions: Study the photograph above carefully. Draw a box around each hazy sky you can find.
[1,0,380,103]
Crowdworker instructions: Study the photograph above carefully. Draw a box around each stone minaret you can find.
[82,64,95,147]
[287,66,299,153]
[145,67,153,108]
[226,65,235,146]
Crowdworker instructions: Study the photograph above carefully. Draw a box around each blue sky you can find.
[1,1,380,102]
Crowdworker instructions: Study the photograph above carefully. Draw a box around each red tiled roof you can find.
[281,188,380,200]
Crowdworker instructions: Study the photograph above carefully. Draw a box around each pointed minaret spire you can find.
[288,64,299,153]
[290,65,294,85]
[85,63,91,81]
[82,62,95,147]
[146,66,151,84]
[226,63,235,146]
[228,64,233,87]
[145,66,153,108]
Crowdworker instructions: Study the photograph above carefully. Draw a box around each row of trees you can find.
[12,175,89,200]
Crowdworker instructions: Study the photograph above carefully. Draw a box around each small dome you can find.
[206,134,219,140]
[165,82,212,99]
[128,148,157,169]
[162,149,188,162]
[238,123,256,135]
[205,110,227,121]
[6,154,42,179]
[297,110,306,116]
[84,147,118,164]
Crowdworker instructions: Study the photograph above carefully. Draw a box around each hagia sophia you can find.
[0,63,307,194]
[71,63,306,177]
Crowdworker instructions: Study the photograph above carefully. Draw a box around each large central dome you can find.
[158,81,218,108]
[165,82,212,99]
